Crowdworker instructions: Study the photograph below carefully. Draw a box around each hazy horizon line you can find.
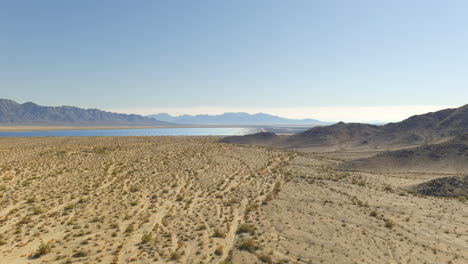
[108,105,458,123]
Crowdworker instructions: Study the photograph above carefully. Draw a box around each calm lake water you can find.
[0,127,262,137]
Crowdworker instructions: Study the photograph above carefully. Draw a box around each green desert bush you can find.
[237,239,259,253]
[196,224,207,231]
[236,224,255,234]
[141,232,152,244]
[33,243,51,258]
[125,224,135,233]
[212,228,226,238]
[169,251,181,261]
[384,219,395,229]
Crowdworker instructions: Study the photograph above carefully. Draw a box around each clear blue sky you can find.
[1,0,467,120]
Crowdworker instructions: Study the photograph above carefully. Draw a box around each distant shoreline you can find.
[0,125,315,132]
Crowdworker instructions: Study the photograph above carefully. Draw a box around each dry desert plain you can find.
[0,137,467,264]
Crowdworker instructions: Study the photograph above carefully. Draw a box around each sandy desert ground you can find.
[0,137,467,264]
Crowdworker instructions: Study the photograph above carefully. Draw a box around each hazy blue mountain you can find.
[148,112,327,125]
[0,98,172,126]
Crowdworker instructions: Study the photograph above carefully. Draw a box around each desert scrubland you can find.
[0,137,467,264]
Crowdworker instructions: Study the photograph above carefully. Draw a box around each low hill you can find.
[406,175,468,198]
[218,104,468,152]
[281,104,468,150]
[339,134,468,174]
[0,99,171,126]
[148,112,327,126]
[219,132,281,145]
[282,122,380,148]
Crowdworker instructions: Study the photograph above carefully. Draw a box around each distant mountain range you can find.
[148,112,327,126]
[0,99,171,126]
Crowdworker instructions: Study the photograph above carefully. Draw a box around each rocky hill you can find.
[282,122,380,148]
[219,132,281,145]
[406,175,468,198]
[368,104,468,147]
[339,134,468,174]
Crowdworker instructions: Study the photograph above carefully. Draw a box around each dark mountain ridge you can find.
[0,99,171,126]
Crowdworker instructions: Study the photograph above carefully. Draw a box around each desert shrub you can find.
[63,204,74,211]
[141,232,152,244]
[369,211,378,217]
[72,250,87,258]
[258,253,273,263]
[34,243,51,257]
[384,219,395,229]
[273,182,281,194]
[262,194,273,205]
[129,186,140,192]
[212,228,226,238]
[246,203,258,213]
[351,178,366,186]
[196,224,207,231]
[458,196,466,203]
[236,224,255,234]
[214,246,223,256]
[77,197,88,204]
[352,197,367,207]
[237,239,259,253]
[125,224,134,233]
[33,207,44,215]
[2,175,13,181]
[169,251,181,260]
[17,215,31,226]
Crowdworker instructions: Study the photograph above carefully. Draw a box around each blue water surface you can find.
[0,127,261,137]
